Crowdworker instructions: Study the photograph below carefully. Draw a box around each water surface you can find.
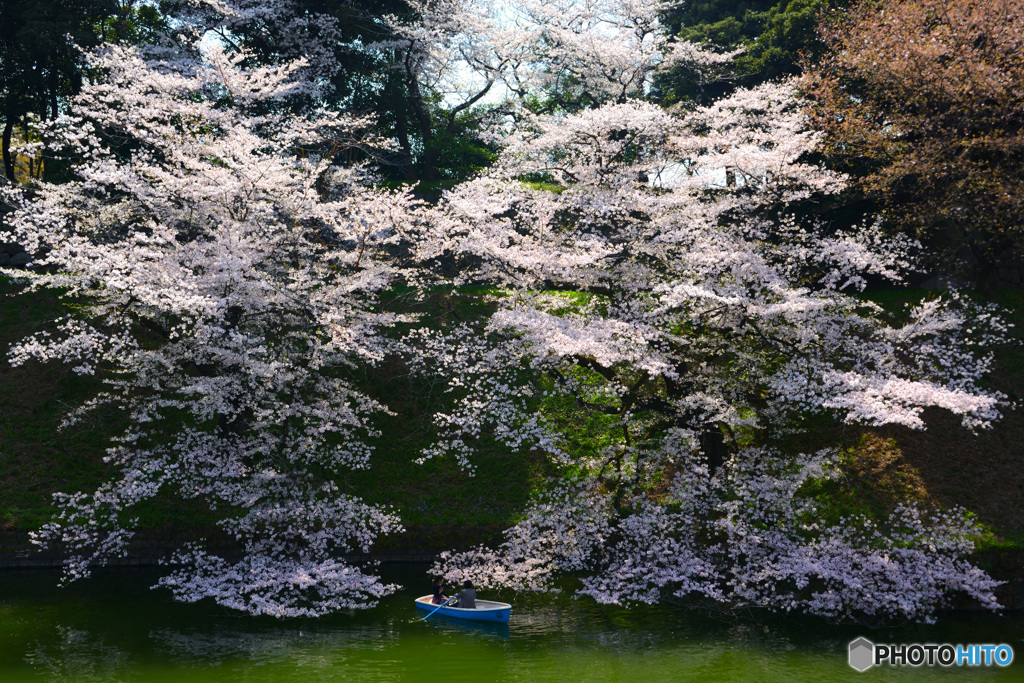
[1,566,1021,681]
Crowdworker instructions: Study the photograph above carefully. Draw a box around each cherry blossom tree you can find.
[416,74,1011,622]
[1,32,426,616]
[433,448,1001,623]
[168,0,347,89]
[379,0,738,110]
[0,0,1013,624]
[370,0,740,180]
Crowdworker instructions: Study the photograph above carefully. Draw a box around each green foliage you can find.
[970,523,1024,553]
[655,0,833,106]
[0,0,167,180]
[667,1,775,46]
[519,179,566,194]
[416,110,499,183]
[743,0,830,79]
[539,368,621,462]
[0,277,552,549]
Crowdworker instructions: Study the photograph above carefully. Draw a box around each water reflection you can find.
[25,627,133,683]
[1,567,1022,682]
[421,614,510,639]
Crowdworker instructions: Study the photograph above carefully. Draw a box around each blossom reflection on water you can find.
[2,567,1022,683]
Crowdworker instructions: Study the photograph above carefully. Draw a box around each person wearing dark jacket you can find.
[455,580,476,609]
[431,577,449,605]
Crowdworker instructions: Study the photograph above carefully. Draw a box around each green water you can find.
[1,567,1022,682]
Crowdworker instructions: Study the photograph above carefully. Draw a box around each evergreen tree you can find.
[655,0,832,106]
[0,0,163,181]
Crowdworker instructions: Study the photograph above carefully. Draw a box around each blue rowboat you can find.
[415,595,511,623]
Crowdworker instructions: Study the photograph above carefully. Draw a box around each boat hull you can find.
[415,595,511,623]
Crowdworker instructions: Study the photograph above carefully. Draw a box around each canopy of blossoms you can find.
[2,33,426,616]
[0,0,1013,623]
[412,71,1010,623]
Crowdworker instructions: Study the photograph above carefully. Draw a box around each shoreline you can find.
[4,530,1024,613]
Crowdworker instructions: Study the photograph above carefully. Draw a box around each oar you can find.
[423,595,457,620]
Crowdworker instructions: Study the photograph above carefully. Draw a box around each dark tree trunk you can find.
[701,427,726,477]
[393,104,418,182]
[403,50,436,182]
[49,66,60,120]
[405,69,432,149]
[2,119,15,182]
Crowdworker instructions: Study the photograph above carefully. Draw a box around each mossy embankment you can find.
[2,276,1023,569]
[793,288,1024,600]
[850,290,1024,552]
[0,277,554,552]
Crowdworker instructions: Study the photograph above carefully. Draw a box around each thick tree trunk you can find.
[405,70,432,149]
[2,119,15,182]
[393,105,418,182]
[403,50,436,182]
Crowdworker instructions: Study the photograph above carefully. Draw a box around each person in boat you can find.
[431,577,449,605]
[454,580,476,609]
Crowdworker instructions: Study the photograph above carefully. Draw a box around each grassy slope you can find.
[0,280,115,531]
[2,277,1023,556]
[0,278,552,548]
[866,290,1024,548]
[788,290,1024,551]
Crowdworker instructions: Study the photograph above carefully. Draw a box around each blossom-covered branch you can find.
[2,29,424,616]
